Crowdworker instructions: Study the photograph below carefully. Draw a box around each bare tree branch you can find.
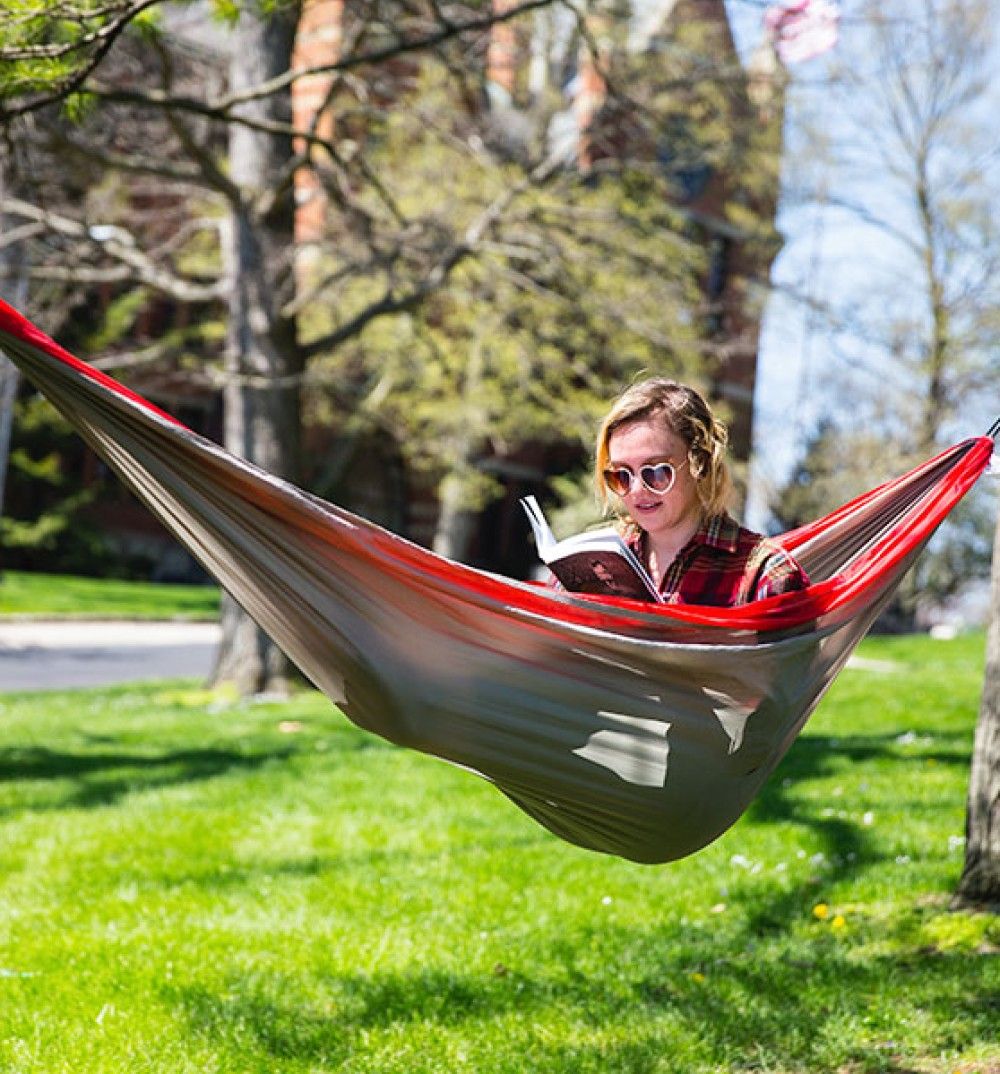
[49,128,208,185]
[84,0,562,121]
[150,36,244,207]
[1,196,226,301]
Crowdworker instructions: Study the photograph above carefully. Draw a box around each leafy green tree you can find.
[343,132,711,557]
[0,394,112,574]
[0,0,160,118]
[300,9,784,556]
[1,1,784,691]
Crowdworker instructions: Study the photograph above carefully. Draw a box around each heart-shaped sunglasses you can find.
[602,459,686,496]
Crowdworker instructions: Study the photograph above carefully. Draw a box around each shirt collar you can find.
[693,512,741,554]
[625,512,742,556]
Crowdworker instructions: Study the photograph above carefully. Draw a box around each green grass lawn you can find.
[0,570,220,620]
[0,632,997,1073]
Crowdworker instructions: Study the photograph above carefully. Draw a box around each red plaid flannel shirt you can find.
[626,513,809,607]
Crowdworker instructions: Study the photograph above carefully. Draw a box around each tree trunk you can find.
[431,334,486,563]
[954,500,1000,910]
[210,2,303,696]
[0,356,18,521]
[432,468,483,563]
[0,157,27,524]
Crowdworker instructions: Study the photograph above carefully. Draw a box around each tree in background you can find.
[780,0,1000,452]
[0,1,159,116]
[315,4,777,559]
[0,158,26,530]
[1,1,786,690]
[766,0,1000,909]
[773,419,996,627]
[771,0,999,623]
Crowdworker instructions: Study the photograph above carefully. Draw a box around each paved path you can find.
[0,618,907,695]
[0,620,220,691]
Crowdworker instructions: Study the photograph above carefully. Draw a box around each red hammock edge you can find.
[0,297,993,637]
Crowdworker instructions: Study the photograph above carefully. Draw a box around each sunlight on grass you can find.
[0,633,997,1072]
[0,570,220,620]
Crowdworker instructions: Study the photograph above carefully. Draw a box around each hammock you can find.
[0,299,995,864]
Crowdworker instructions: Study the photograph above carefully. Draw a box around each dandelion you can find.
[601,895,613,906]
[690,972,706,984]
[831,915,847,930]
[813,903,830,920]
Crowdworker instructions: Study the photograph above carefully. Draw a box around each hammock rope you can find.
[0,298,995,863]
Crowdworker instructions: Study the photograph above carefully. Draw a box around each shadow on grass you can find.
[0,744,298,812]
[0,704,396,816]
[146,726,991,1070]
[758,732,972,805]
[736,730,972,931]
[167,937,998,1072]
[170,967,552,1064]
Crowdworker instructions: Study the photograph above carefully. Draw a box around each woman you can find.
[594,378,808,606]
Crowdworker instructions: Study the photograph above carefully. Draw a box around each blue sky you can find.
[725,0,999,527]
[725,0,828,524]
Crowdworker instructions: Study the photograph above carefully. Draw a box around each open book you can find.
[521,496,663,603]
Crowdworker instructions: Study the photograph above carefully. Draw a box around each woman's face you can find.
[606,418,702,539]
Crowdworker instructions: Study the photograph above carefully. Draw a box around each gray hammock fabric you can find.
[0,301,995,863]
